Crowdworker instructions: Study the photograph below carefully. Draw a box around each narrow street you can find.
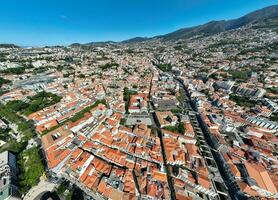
[148,68,176,200]
[151,112,176,200]
[177,77,246,200]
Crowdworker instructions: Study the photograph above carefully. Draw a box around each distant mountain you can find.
[122,5,278,43]
[0,43,20,48]
[85,41,117,46]
[121,37,150,44]
[69,43,83,47]
[69,41,117,47]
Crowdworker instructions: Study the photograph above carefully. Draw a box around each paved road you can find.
[177,77,245,200]
[23,177,57,200]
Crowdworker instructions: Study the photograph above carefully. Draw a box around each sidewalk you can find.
[23,177,57,200]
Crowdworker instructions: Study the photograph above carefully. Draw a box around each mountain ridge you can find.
[120,5,278,43]
[0,43,20,48]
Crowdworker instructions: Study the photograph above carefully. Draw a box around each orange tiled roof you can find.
[245,162,277,194]
[41,126,73,149]
[152,170,167,182]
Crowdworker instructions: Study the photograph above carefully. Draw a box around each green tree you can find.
[18,147,44,193]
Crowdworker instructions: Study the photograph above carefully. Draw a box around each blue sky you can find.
[0,0,277,46]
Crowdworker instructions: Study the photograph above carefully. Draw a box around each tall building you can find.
[0,151,20,200]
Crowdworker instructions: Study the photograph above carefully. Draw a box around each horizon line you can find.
[1,4,277,47]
